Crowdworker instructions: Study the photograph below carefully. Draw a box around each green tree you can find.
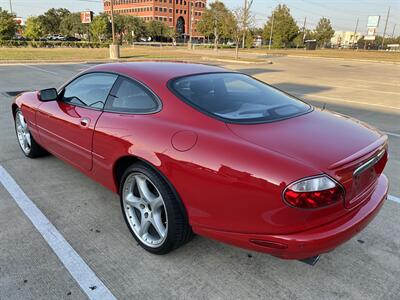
[197,1,232,49]
[60,12,86,37]
[262,4,299,48]
[0,7,17,40]
[125,16,147,42]
[314,17,334,48]
[114,15,147,43]
[38,8,70,35]
[90,14,110,42]
[24,16,43,40]
[146,20,168,41]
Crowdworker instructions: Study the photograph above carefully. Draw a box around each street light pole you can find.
[268,12,274,51]
[353,17,359,47]
[302,17,307,44]
[9,0,13,14]
[242,0,247,49]
[188,0,194,49]
[381,6,390,50]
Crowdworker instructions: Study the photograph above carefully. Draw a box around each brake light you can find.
[283,176,343,209]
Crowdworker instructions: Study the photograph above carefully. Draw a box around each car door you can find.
[36,72,118,171]
[91,76,162,186]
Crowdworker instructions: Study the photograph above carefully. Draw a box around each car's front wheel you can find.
[15,109,47,158]
[120,163,193,254]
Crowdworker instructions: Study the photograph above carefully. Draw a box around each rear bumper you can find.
[193,174,388,260]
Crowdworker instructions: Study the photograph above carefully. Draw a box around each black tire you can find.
[14,108,48,158]
[120,162,193,254]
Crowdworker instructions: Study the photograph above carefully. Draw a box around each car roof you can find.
[86,62,228,85]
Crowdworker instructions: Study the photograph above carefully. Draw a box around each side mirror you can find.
[38,88,58,102]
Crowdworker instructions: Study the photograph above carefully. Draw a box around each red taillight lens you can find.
[283,176,343,209]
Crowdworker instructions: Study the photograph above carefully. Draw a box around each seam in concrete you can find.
[0,165,116,300]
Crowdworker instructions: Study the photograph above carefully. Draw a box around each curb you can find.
[0,57,269,66]
[200,57,271,64]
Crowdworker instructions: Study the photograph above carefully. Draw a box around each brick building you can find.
[104,0,207,38]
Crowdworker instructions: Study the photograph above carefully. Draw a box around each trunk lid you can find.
[227,109,388,209]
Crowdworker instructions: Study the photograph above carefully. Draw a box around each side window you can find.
[105,77,159,113]
[62,73,118,109]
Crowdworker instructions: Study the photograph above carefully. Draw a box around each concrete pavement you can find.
[0,58,399,299]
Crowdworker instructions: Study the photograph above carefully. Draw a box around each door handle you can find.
[80,117,90,127]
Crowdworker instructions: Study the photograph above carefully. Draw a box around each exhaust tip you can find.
[299,255,320,266]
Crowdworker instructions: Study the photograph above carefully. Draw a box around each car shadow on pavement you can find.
[273,82,333,96]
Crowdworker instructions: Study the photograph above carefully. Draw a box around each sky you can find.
[0,0,398,35]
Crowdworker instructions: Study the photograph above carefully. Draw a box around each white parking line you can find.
[0,165,116,300]
[21,64,58,75]
[388,195,400,204]
[383,131,400,138]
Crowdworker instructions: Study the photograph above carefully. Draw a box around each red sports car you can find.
[12,62,388,262]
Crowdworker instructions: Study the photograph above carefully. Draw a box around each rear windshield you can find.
[169,73,311,123]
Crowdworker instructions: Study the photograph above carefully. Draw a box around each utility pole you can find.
[353,17,359,46]
[391,24,396,38]
[302,17,307,43]
[381,6,390,50]
[110,0,116,44]
[108,0,119,59]
[268,11,274,51]
[9,0,13,14]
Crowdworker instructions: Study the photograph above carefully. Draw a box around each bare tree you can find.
[229,8,245,59]
[241,0,254,48]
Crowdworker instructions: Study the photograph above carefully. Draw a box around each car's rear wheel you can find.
[15,109,47,158]
[120,163,193,254]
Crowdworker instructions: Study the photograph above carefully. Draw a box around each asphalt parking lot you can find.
[0,57,399,299]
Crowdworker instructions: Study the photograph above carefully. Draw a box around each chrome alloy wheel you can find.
[122,173,168,247]
[15,110,31,155]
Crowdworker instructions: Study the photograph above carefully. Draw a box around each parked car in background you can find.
[64,36,81,42]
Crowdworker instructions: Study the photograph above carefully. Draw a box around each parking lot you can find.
[0,57,399,299]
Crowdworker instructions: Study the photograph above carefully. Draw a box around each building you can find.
[330,31,363,48]
[103,0,207,38]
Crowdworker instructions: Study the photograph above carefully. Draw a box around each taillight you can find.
[283,176,344,209]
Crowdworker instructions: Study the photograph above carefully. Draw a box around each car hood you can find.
[227,109,384,172]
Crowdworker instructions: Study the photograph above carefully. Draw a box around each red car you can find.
[12,62,388,262]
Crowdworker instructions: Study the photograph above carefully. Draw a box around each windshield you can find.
[170,73,312,123]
